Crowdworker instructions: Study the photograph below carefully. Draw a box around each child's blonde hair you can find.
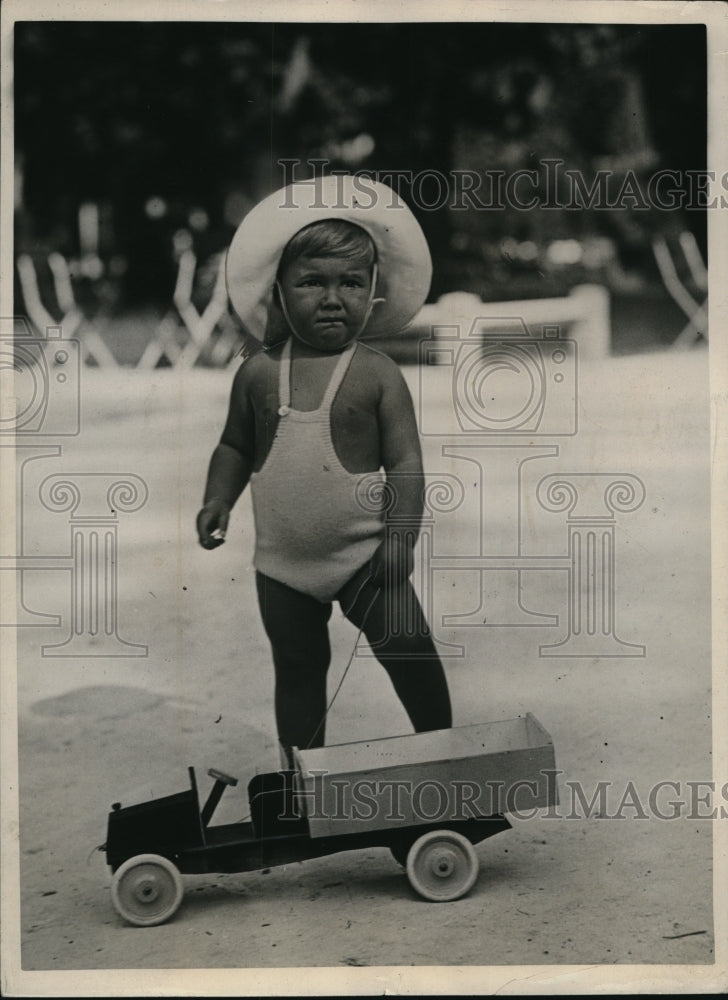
[277,219,377,278]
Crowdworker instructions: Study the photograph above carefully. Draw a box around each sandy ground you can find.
[6,346,721,988]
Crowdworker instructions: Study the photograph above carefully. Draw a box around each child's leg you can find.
[255,572,333,752]
[337,570,452,733]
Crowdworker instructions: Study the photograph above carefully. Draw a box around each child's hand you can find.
[197,498,230,549]
[370,534,415,587]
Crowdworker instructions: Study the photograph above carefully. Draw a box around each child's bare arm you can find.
[197,364,256,549]
[371,359,425,584]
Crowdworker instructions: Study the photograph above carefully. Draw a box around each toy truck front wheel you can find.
[406,830,479,902]
[111,853,184,926]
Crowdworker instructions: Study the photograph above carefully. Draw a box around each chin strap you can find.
[275,262,383,351]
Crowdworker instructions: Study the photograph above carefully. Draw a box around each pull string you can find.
[305,580,379,750]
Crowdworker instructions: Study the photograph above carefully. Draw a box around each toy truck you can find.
[105,714,557,926]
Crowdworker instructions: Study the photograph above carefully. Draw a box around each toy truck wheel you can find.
[111,854,184,927]
[406,830,479,902]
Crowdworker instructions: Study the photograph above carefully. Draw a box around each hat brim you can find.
[225,176,432,342]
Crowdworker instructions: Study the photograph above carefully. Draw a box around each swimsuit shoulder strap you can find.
[278,340,357,412]
[320,342,357,410]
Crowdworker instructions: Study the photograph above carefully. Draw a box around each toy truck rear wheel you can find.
[111,853,184,927]
[406,830,479,902]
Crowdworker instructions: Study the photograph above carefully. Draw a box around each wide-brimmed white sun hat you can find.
[225,175,432,343]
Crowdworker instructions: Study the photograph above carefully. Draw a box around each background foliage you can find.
[14,21,706,322]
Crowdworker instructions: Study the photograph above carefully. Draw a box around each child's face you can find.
[278,255,373,351]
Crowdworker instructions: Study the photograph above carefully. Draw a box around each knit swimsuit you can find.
[250,339,385,602]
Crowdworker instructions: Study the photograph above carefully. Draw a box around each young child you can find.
[197,175,451,766]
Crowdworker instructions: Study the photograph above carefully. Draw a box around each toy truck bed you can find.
[294,713,557,837]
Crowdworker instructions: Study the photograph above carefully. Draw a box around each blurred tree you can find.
[14,21,706,305]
